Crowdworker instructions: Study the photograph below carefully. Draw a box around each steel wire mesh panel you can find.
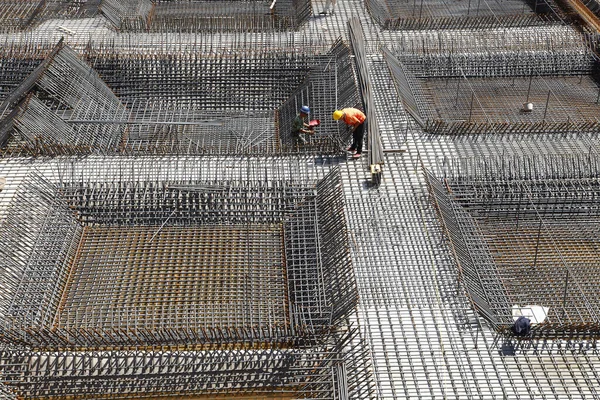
[365,0,561,30]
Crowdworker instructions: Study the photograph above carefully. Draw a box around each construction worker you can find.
[291,105,314,144]
[333,108,366,159]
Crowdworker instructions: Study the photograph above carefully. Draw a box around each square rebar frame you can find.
[426,156,600,339]
[0,167,357,350]
[384,46,600,135]
[0,38,360,156]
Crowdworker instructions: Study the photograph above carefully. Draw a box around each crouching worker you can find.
[333,108,366,159]
[292,105,314,144]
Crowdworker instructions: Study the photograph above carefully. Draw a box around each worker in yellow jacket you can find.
[333,108,366,159]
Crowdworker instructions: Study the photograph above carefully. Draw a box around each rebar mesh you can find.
[0,38,359,156]
[365,0,562,30]
[0,41,127,154]
[0,325,375,399]
[100,0,154,31]
[384,40,600,134]
[0,1,44,32]
[0,0,100,33]
[0,164,358,349]
[100,0,312,33]
[60,225,289,335]
[426,154,600,338]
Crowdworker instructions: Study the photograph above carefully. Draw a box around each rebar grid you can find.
[89,49,310,111]
[148,0,312,33]
[0,41,127,154]
[0,323,375,399]
[0,1,43,32]
[384,45,600,134]
[365,0,562,30]
[100,0,154,31]
[426,154,600,338]
[0,164,358,349]
[384,26,592,56]
[60,225,289,333]
[0,0,100,33]
[98,41,355,155]
[98,0,311,33]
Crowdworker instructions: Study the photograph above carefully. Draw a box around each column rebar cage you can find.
[0,161,358,350]
[99,0,312,33]
[383,33,600,135]
[0,37,361,156]
[425,153,600,339]
[365,0,564,30]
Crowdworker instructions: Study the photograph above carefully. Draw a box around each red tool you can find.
[308,119,320,127]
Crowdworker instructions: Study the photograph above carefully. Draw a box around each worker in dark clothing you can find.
[291,105,314,144]
[333,108,366,159]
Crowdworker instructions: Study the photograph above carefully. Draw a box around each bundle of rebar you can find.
[426,153,600,338]
[349,18,384,184]
[366,0,562,30]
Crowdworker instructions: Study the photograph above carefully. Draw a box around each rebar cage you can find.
[384,30,600,135]
[426,154,600,339]
[0,157,374,398]
[0,164,358,349]
[0,38,360,156]
[365,0,563,30]
[100,0,313,32]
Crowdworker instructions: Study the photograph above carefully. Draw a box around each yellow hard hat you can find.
[333,110,344,120]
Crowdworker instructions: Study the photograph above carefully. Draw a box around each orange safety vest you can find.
[342,108,366,127]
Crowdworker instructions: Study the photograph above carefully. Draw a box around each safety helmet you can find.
[333,110,344,120]
[300,105,310,114]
